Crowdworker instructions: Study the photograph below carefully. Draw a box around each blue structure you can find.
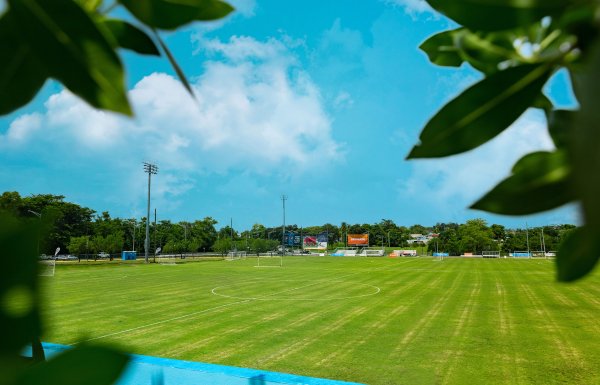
[121,251,137,260]
[27,343,366,385]
[432,252,449,257]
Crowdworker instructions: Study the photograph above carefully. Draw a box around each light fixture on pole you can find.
[143,162,158,263]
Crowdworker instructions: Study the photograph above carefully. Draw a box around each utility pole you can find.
[28,210,42,256]
[281,194,287,254]
[143,162,158,263]
[132,218,136,252]
[230,217,235,251]
[525,221,530,258]
[541,227,547,258]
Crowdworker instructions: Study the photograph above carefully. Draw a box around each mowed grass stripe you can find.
[491,270,527,384]
[38,257,600,385]
[436,268,482,384]
[306,267,447,371]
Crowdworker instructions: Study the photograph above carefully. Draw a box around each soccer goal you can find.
[38,260,56,277]
[482,251,500,258]
[226,251,247,261]
[512,251,531,258]
[255,254,282,268]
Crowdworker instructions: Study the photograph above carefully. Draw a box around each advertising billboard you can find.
[348,234,369,246]
[284,231,301,246]
[317,232,328,250]
[303,236,317,248]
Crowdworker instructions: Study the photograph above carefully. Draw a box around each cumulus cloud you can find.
[0,35,342,211]
[399,110,557,219]
[227,0,257,17]
[382,0,437,18]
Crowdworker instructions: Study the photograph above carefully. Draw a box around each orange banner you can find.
[347,234,369,245]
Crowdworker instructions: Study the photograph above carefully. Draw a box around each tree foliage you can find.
[412,0,600,281]
[0,1,234,384]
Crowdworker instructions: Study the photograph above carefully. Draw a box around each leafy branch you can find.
[410,0,600,281]
[0,1,233,384]
[0,0,234,116]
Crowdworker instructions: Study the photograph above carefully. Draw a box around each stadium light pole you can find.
[143,162,158,263]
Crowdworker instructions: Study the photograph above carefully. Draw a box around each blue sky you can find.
[0,0,579,230]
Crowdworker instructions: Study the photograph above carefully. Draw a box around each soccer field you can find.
[40,257,599,385]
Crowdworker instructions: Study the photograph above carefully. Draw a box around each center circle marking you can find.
[211,279,380,301]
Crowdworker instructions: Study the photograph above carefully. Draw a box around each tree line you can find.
[0,192,576,256]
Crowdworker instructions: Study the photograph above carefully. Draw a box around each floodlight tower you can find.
[143,162,158,263]
[281,194,287,254]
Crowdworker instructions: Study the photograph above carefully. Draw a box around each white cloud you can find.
[227,0,257,17]
[333,91,354,109]
[2,113,42,143]
[382,0,437,18]
[399,110,557,218]
[1,35,342,210]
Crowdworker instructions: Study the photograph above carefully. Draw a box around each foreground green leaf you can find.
[0,213,40,356]
[557,226,600,282]
[455,29,520,74]
[419,29,464,67]
[8,0,131,115]
[570,42,600,281]
[426,0,575,31]
[75,0,103,11]
[407,63,552,158]
[547,109,573,148]
[154,31,195,98]
[17,345,129,385]
[0,12,47,115]
[102,19,160,55]
[119,0,234,30]
[471,151,574,215]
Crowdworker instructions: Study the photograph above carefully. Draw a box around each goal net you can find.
[482,251,500,258]
[255,254,282,268]
[226,251,247,261]
[38,260,55,277]
[512,251,531,258]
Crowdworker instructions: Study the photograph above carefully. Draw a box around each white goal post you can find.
[255,254,282,268]
[226,251,247,261]
[38,260,56,277]
[482,251,500,258]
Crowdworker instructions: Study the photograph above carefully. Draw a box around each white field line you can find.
[75,299,252,344]
[75,262,406,344]
[211,281,381,301]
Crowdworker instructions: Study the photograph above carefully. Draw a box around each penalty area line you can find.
[74,299,252,345]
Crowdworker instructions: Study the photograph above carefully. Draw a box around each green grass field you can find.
[39,257,599,385]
